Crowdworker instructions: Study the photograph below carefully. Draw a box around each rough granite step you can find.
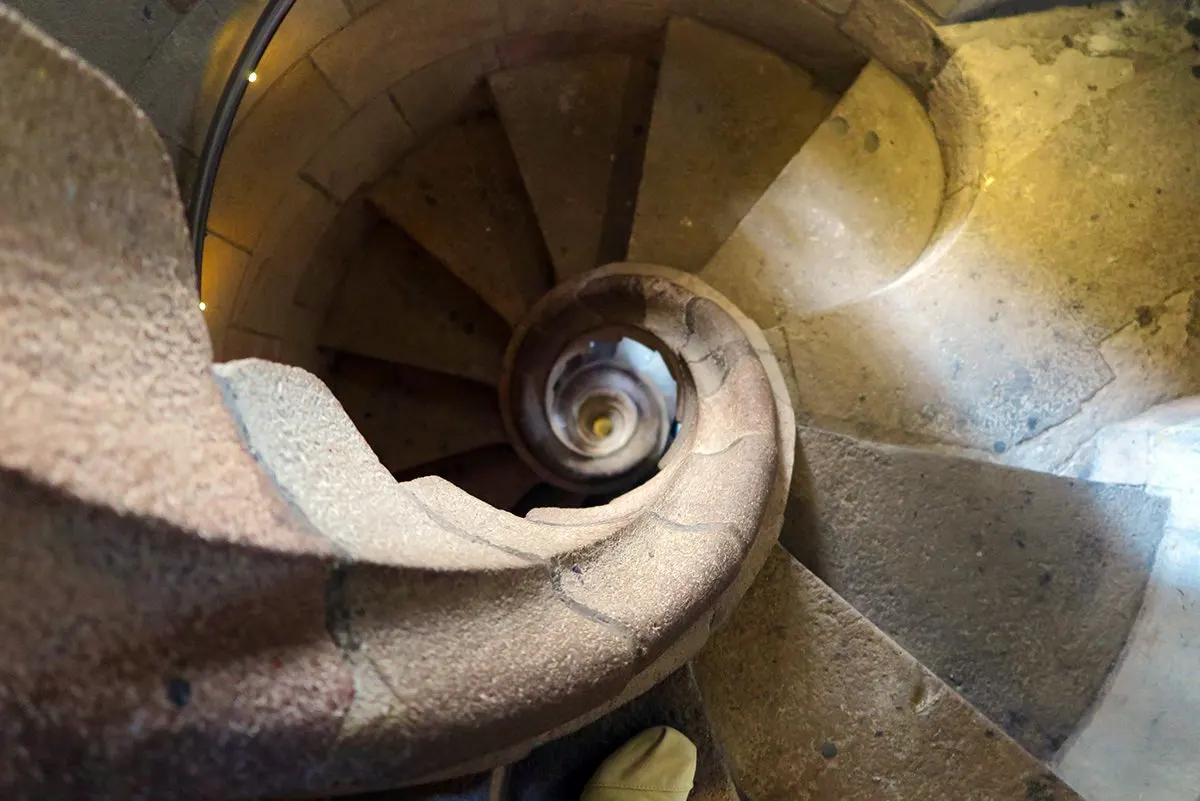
[784,425,1168,760]
[326,353,507,478]
[628,16,836,272]
[694,545,1083,801]
[369,114,554,326]
[489,53,644,285]
[319,221,511,386]
[700,60,944,327]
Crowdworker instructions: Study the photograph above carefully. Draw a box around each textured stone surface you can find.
[510,666,737,801]
[199,233,251,358]
[389,43,501,137]
[207,58,350,250]
[294,196,380,315]
[680,0,864,87]
[231,0,351,126]
[218,334,787,786]
[841,0,943,86]
[319,221,512,385]
[311,0,503,109]
[701,60,943,326]
[695,546,1084,800]
[3,0,183,89]
[370,114,553,325]
[228,178,338,341]
[629,17,836,271]
[302,93,415,202]
[327,354,508,477]
[1010,290,1200,471]
[489,52,634,284]
[785,426,1168,758]
[499,0,671,38]
[0,14,354,797]
[1053,399,1200,801]
[128,0,223,146]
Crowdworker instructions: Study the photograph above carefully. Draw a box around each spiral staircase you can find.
[1,0,1199,798]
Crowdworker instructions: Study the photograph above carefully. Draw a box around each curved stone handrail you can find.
[0,9,793,797]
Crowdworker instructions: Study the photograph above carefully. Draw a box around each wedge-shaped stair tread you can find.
[370,114,553,325]
[319,221,510,386]
[327,353,507,477]
[695,546,1083,800]
[701,60,944,325]
[788,426,1168,759]
[490,53,652,284]
[783,222,1115,452]
[629,17,836,271]
[394,443,540,513]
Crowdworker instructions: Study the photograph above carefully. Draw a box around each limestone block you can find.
[207,59,349,249]
[303,93,415,202]
[231,179,339,339]
[389,43,501,137]
[701,61,944,326]
[232,0,350,125]
[293,197,379,313]
[630,18,837,271]
[695,546,1084,800]
[199,234,251,357]
[186,0,350,154]
[311,0,504,110]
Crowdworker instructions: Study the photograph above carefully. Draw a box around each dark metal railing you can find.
[186,0,297,290]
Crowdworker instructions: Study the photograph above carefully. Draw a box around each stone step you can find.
[783,425,1168,760]
[694,545,1083,800]
[318,221,511,387]
[392,443,540,513]
[700,60,944,327]
[325,353,507,478]
[628,16,836,272]
[489,52,652,285]
[369,113,554,326]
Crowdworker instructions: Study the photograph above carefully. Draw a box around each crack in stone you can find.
[407,489,549,566]
[548,570,645,656]
[693,430,769,458]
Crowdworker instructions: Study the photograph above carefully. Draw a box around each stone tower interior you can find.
[0,0,1198,797]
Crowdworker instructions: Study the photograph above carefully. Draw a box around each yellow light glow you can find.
[247,71,258,83]
[198,301,207,311]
